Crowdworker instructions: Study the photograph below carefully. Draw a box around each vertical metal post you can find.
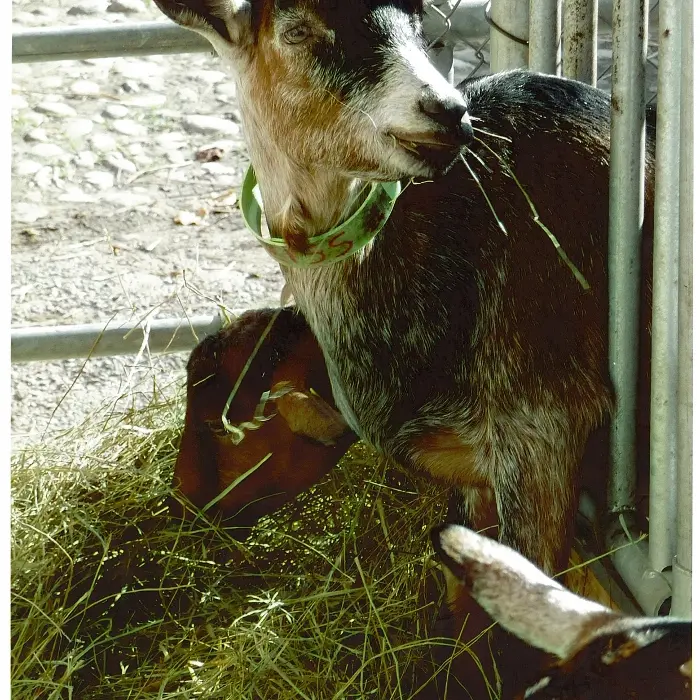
[671,0,693,619]
[563,0,598,84]
[529,0,561,75]
[649,0,682,574]
[607,0,648,515]
[489,0,530,72]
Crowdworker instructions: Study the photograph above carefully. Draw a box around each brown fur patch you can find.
[409,430,487,487]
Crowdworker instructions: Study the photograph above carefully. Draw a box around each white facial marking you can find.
[369,8,465,136]
[440,525,616,660]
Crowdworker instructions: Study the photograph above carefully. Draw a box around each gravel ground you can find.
[11,0,658,444]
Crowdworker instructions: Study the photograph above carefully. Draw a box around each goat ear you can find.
[431,524,618,660]
[153,0,252,47]
[272,382,352,446]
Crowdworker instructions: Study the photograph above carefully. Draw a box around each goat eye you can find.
[283,24,312,44]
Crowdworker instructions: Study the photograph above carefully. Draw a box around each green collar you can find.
[240,165,402,268]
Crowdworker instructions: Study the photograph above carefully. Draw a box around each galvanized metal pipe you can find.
[529,0,561,74]
[489,0,530,71]
[563,0,598,84]
[11,314,224,363]
[671,0,693,619]
[607,0,648,515]
[12,22,211,63]
[607,517,673,616]
[649,0,682,574]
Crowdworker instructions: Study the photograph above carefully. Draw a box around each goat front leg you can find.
[490,422,585,576]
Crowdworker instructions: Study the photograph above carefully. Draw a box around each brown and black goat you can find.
[154,0,655,578]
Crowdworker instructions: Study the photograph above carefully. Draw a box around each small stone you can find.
[67,0,107,15]
[13,11,51,26]
[83,170,115,190]
[30,6,59,19]
[214,82,238,99]
[199,138,236,153]
[155,131,187,147]
[201,162,236,176]
[29,143,66,159]
[75,151,98,168]
[107,0,144,13]
[120,81,140,94]
[34,167,55,190]
[111,119,147,136]
[15,160,44,176]
[70,79,101,97]
[90,132,118,151]
[21,112,45,127]
[11,95,28,111]
[196,146,224,162]
[101,191,153,208]
[123,94,167,108]
[164,150,188,164]
[58,188,99,203]
[102,103,129,119]
[126,143,144,156]
[103,152,137,173]
[183,114,240,136]
[192,70,228,85]
[12,65,32,81]
[179,88,200,103]
[38,78,65,91]
[35,101,78,118]
[24,128,49,143]
[132,153,154,167]
[65,118,95,139]
[14,203,49,224]
[112,58,166,80]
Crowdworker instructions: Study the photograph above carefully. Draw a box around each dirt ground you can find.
[11,0,293,441]
[11,0,658,443]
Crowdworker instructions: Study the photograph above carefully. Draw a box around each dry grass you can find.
[11,388,470,700]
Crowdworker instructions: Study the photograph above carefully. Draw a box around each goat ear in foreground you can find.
[272,382,352,446]
[152,0,252,47]
[431,524,618,660]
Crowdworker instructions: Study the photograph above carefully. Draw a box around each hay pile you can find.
[11,388,462,699]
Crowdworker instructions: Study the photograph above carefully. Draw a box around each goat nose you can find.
[419,88,473,143]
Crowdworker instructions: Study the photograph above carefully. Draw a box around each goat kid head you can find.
[432,524,692,699]
[171,308,357,540]
[153,0,473,247]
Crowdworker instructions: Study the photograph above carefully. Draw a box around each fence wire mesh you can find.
[429,0,660,104]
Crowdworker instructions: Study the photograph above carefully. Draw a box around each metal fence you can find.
[11,0,693,618]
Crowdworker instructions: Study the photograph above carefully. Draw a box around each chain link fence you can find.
[427,0,660,104]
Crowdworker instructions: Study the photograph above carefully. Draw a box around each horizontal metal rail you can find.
[11,314,224,363]
[12,22,211,63]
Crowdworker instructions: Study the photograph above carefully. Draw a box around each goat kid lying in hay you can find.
[11,399,461,699]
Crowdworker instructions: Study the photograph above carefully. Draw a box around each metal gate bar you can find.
[563,0,598,83]
[11,314,224,363]
[529,0,561,74]
[12,22,211,63]
[489,0,530,71]
[649,0,682,575]
[671,0,694,619]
